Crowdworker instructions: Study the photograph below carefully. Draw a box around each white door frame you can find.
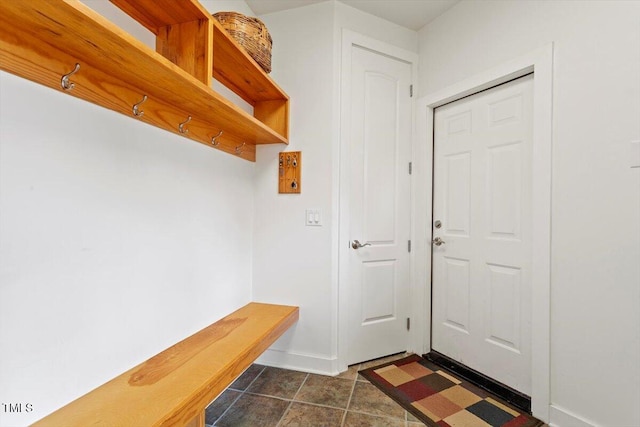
[337,30,419,370]
[415,44,553,421]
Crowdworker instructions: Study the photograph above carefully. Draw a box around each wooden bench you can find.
[32,302,299,427]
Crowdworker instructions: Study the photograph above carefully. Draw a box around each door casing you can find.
[337,30,419,369]
[414,44,553,421]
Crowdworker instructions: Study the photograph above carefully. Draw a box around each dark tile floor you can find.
[205,353,425,426]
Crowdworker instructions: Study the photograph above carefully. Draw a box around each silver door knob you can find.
[432,237,445,246]
[351,239,371,250]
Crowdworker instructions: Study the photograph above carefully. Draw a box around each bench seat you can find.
[33,302,299,427]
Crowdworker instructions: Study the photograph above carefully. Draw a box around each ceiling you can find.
[244,0,460,31]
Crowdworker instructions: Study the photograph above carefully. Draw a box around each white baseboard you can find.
[256,348,340,376]
[549,405,596,427]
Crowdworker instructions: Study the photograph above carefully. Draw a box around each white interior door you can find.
[346,45,412,365]
[432,75,534,394]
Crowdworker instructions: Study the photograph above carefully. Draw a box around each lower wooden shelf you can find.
[32,302,299,427]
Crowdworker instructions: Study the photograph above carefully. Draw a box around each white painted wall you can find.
[252,0,417,373]
[418,1,640,426]
[252,1,337,373]
[333,2,418,53]
[0,1,255,425]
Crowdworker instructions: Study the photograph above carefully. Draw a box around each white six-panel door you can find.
[432,75,534,394]
[347,45,412,365]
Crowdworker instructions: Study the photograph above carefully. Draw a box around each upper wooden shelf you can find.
[110,0,212,33]
[211,20,288,104]
[111,0,288,102]
[0,0,290,162]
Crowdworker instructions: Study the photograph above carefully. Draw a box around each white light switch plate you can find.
[631,140,640,168]
[305,209,322,226]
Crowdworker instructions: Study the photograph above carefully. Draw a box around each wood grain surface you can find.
[0,0,289,162]
[32,303,299,427]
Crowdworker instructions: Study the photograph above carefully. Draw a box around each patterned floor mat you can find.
[359,354,544,427]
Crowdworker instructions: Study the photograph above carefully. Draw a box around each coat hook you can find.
[61,63,80,91]
[211,130,223,146]
[132,95,147,117]
[235,142,246,155]
[178,116,192,134]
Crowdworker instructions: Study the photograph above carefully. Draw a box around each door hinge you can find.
[406,317,411,331]
[409,162,412,175]
[410,84,413,97]
[408,240,411,252]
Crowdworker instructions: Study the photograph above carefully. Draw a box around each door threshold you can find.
[424,351,531,414]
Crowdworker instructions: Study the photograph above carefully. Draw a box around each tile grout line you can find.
[233,364,266,393]
[276,372,310,427]
[340,364,361,427]
[211,391,243,427]
[212,359,416,426]
[243,389,356,411]
[350,362,412,424]
[212,365,266,426]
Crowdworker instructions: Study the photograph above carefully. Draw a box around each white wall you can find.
[252,0,417,373]
[418,1,640,426]
[252,1,337,373]
[333,2,418,53]
[0,1,255,425]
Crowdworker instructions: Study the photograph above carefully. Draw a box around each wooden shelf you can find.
[0,0,290,162]
[32,303,299,427]
[212,19,287,103]
[112,0,289,139]
[212,19,289,139]
[110,0,212,33]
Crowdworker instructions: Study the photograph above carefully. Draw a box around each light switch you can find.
[305,209,322,226]
[631,140,640,168]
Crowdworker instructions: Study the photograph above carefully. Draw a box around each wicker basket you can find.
[213,11,272,74]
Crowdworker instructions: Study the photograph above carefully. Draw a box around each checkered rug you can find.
[359,354,543,427]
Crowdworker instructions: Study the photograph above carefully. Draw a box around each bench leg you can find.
[185,412,205,427]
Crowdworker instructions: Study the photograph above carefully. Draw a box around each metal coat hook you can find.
[61,63,80,91]
[235,142,246,155]
[178,116,192,134]
[132,95,147,117]
[211,130,223,146]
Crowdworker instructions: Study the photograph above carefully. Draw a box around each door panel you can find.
[363,72,398,243]
[487,142,523,238]
[486,263,522,351]
[362,260,396,323]
[347,45,412,365]
[443,257,470,333]
[444,152,471,236]
[432,75,533,394]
